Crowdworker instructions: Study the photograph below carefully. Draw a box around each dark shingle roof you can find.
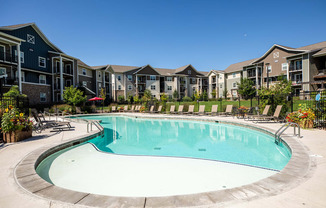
[224,58,257,73]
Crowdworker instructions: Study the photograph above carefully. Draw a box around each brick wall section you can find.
[22,83,51,105]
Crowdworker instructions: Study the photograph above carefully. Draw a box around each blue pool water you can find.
[75,116,291,171]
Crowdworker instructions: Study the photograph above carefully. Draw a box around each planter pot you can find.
[299,120,314,129]
[3,129,32,143]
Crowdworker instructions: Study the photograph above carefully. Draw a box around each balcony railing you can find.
[289,66,302,72]
[0,51,17,63]
[53,67,73,75]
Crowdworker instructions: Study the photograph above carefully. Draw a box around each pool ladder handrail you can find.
[275,122,301,144]
[87,120,104,134]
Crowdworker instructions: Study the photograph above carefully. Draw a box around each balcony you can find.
[0,51,17,63]
[314,69,326,80]
[54,67,73,76]
[105,76,110,82]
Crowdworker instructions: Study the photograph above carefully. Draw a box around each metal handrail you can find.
[87,120,104,133]
[275,122,301,144]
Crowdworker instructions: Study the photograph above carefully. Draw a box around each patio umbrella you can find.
[88,97,103,101]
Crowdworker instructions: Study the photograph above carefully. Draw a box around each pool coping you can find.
[14,114,316,208]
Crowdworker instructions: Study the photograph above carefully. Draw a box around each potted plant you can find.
[286,104,315,128]
[1,106,33,143]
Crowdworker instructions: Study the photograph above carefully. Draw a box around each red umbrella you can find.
[88,97,103,101]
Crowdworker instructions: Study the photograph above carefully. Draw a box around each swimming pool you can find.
[36,115,291,197]
[76,115,290,170]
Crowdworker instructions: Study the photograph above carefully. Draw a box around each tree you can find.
[4,85,27,98]
[160,93,168,103]
[173,90,179,100]
[223,89,229,99]
[237,78,256,100]
[141,89,152,107]
[202,90,208,101]
[133,95,140,104]
[211,89,216,98]
[63,86,86,110]
[100,88,106,110]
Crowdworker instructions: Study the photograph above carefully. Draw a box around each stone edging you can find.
[14,114,316,208]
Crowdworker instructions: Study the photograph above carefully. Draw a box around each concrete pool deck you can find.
[0,113,325,207]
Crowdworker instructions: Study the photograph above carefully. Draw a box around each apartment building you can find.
[105,64,208,101]
[214,42,326,98]
[0,23,110,105]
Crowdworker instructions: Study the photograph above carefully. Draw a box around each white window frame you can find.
[82,81,87,87]
[118,85,121,90]
[66,79,72,87]
[82,68,86,75]
[151,85,156,90]
[27,34,35,44]
[99,83,102,89]
[233,82,236,88]
[166,77,172,82]
[167,86,172,91]
[188,70,191,75]
[232,90,237,96]
[232,73,236,78]
[98,71,101,78]
[65,64,72,74]
[15,71,25,82]
[267,65,272,73]
[38,57,46,68]
[128,85,132,90]
[150,75,156,81]
[39,75,46,84]
[0,67,6,76]
[127,75,132,81]
[15,50,24,63]
[40,92,46,102]
[220,84,222,88]
[117,75,121,81]
[282,63,288,71]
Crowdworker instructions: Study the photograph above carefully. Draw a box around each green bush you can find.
[182,96,192,102]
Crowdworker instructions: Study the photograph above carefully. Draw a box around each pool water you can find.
[78,116,291,171]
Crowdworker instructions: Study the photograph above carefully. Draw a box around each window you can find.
[128,85,132,90]
[117,75,121,81]
[233,82,236,88]
[127,75,132,81]
[66,64,71,74]
[167,77,172,82]
[66,79,72,87]
[82,81,87,87]
[232,73,236,78]
[27,34,35,44]
[232,90,237,96]
[153,95,156,98]
[38,57,46,68]
[150,75,156,80]
[98,72,101,78]
[118,85,121,90]
[40,93,46,102]
[15,50,24,63]
[220,76,222,79]
[82,68,86,75]
[0,68,5,76]
[167,86,172,91]
[220,84,222,88]
[151,85,156,90]
[99,83,102,89]
[15,71,25,82]
[193,87,196,92]
[282,63,288,71]
[294,60,302,70]
[188,70,191,75]
[267,65,272,73]
[39,75,46,84]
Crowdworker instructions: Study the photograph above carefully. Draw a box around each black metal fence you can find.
[0,96,30,115]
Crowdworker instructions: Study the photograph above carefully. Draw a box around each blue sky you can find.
[1,0,326,71]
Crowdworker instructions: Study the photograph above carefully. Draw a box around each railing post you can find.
[291,94,294,113]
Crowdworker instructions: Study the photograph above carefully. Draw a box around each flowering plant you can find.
[1,106,33,133]
[117,106,123,111]
[238,106,248,113]
[286,104,315,128]
[139,106,146,112]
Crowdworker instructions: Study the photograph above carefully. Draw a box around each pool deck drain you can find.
[0,113,324,207]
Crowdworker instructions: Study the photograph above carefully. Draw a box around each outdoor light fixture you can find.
[266,63,270,89]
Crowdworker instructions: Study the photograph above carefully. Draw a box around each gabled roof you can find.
[296,41,326,51]
[0,23,63,53]
[207,70,224,76]
[252,44,306,64]
[155,68,175,76]
[77,59,92,69]
[109,65,139,73]
[174,64,204,76]
[133,64,160,75]
[198,71,209,76]
[312,48,326,57]
[224,58,257,73]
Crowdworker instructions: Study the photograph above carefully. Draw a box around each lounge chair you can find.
[134,105,141,112]
[153,105,162,113]
[184,105,194,115]
[146,105,155,113]
[255,105,283,122]
[169,105,175,114]
[172,105,184,114]
[123,105,128,112]
[219,105,233,116]
[248,105,271,120]
[111,106,117,113]
[128,105,135,112]
[194,105,205,115]
[207,105,218,116]
[32,112,74,133]
[76,107,85,114]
